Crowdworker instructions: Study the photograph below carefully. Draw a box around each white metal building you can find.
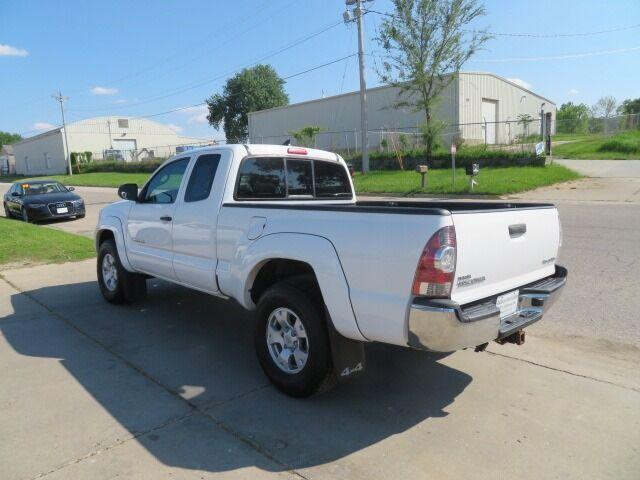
[12,116,211,175]
[248,72,555,150]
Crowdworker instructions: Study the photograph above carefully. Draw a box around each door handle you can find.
[509,223,526,237]
[160,215,172,222]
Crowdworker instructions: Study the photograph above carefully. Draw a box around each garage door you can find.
[481,99,498,144]
[113,139,137,162]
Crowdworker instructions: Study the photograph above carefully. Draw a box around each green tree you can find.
[517,113,534,138]
[289,125,323,147]
[376,0,489,160]
[618,98,640,115]
[0,131,22,145]
[206,64,288,142]
[556,102,590,134]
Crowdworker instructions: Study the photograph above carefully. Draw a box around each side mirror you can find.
[67,186,75,191]
[11,191,20,197]
[118,183,139,201]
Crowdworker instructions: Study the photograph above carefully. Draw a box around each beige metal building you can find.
[12,116,211,175]
[248,72,555,150]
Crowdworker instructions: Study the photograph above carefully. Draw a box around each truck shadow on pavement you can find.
[3,278,472,474]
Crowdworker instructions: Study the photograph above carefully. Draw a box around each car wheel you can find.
[254,282,336,397]
[97,239,147,304]
[76,214,86,219]
[3,203,12,218]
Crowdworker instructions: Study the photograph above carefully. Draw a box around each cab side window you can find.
[184,154,221,202]
[142,158,189,204]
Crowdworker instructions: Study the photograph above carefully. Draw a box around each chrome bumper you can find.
[407,266,567,352]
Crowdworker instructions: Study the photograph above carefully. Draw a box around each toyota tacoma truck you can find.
[95,144,567,397]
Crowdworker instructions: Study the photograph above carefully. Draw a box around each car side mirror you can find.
[118,183,139,201]
[11,191,20,197]
[67,186,75,191]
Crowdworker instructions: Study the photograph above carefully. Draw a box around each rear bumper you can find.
[407,265,567,352]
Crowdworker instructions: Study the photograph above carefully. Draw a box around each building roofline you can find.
[13,128,62,145]
[459,71,556,105]
[249,71,555,117]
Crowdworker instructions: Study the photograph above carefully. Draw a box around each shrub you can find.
[597,138,639,154]
[82,159,166,173]
[346,145,543,171]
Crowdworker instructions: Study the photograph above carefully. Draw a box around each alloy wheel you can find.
[266,307,309,374]
[101,253,118,292]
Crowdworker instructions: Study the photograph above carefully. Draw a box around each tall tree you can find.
[377,0,489,159]
[556,102,590,134]
[206,64,288,142]
[592,96,618,119]
[0,131,22,145]
[618,97,640,115]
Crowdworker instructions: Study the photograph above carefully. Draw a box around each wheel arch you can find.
[219,232,366,342]
[95,217,134,272]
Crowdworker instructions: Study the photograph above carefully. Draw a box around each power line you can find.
[365,9,640,38]
[20,54,357,135]
[5,0,297,111]
[66,20,344,116]
[471,45,640,62]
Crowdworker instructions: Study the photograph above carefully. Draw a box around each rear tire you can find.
[97,239,147,304]
[254,282,336,397]
[76,214,86,219]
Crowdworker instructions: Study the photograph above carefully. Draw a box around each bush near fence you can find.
[81,158,166,174]
[346,147,543,171]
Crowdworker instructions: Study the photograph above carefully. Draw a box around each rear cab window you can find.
[235,156,351,200]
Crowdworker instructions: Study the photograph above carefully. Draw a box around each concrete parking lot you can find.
[1,162,639,479]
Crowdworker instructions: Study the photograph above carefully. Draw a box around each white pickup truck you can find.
[95,144,567,397]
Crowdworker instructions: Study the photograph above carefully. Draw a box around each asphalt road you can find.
[1,163,639,478]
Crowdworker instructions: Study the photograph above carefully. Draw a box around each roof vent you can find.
[117,119,129,128]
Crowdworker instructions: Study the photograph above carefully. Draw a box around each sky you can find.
[1,0,639,140]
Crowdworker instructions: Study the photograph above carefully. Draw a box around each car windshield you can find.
[22,182,68,196]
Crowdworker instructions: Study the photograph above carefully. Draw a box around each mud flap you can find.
[326,316,366,383]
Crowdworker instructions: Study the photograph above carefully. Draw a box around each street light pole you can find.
[52,91,73,176]
[355,0,369,173]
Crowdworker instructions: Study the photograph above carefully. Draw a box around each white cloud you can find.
[91,86,119,96]
[33,122,55,131]
[179,105,209,124]
[507,78,533,90]
[568,88,579,95]
[167,123,183,133]
[113,99,128,104]
[0,44,28,57]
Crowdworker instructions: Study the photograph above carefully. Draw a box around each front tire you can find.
[254,282,336,397]
[97,239,147,304]
[3,203,12,218]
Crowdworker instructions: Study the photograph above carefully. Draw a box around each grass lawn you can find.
[12,172,151,188]
[0,217,95,267]
[553,130,640,160]
[353,165,581,196]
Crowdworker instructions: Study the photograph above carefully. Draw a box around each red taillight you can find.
[287,147,308,155]
[412,226,457,298]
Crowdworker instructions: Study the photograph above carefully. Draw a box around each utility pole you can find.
[52,91,73,176]
[345,0,369,173]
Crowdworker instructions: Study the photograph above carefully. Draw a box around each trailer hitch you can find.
[496,330,525,346]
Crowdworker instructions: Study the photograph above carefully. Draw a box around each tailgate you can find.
[451,207,560,305]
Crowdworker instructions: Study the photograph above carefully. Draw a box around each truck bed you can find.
[224,200,555,216]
